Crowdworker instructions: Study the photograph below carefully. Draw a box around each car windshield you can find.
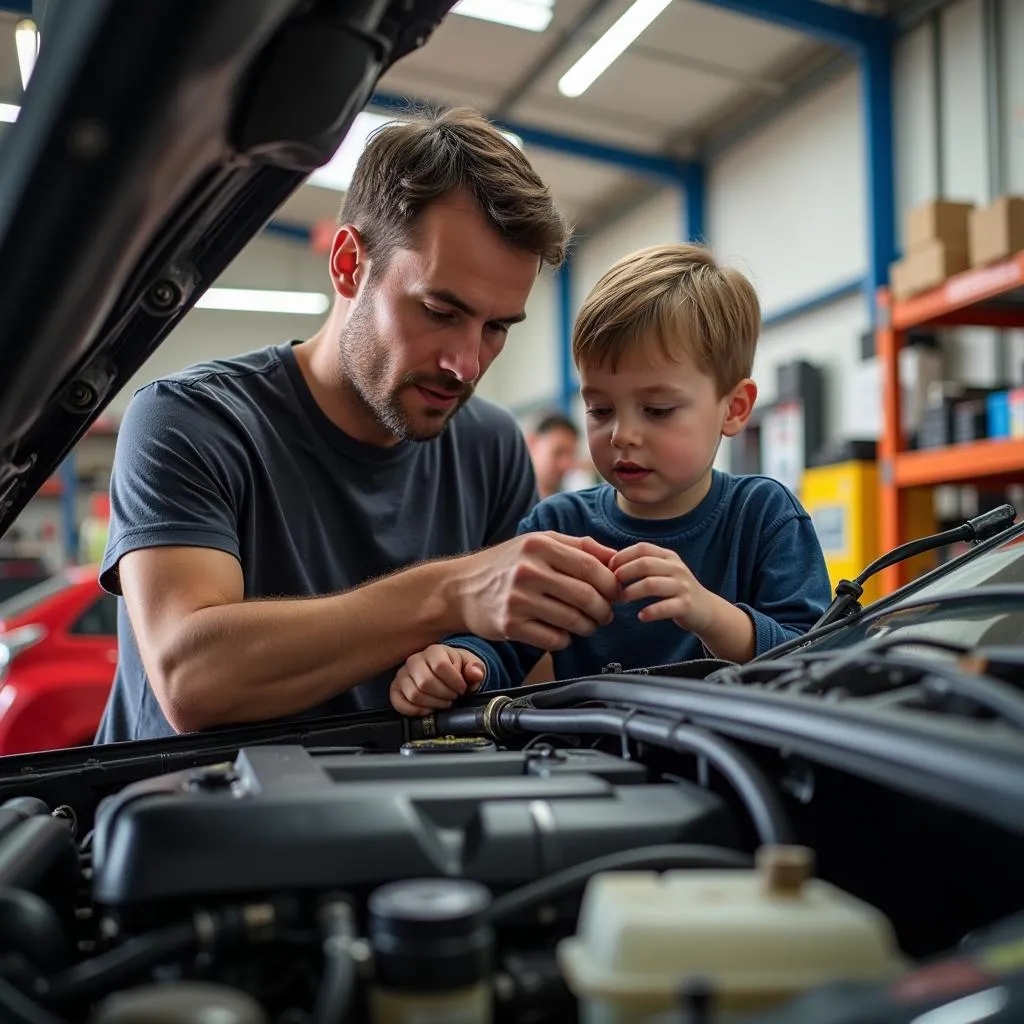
[800,529,1024,654]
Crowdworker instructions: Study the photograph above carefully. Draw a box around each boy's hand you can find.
[610,543,713,633]
[610,543,756,663]
[390,644,486,717]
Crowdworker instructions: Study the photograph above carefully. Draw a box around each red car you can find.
[0,565,116,754]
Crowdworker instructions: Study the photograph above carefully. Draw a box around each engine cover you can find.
[90,743,736,908]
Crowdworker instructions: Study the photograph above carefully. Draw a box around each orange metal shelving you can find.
[878,250,1024,593]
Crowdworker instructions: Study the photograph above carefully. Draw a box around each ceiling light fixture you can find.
[451,0,554,32]
[0,104,20,123]
[557,0,673,98]
[15,19,39,91]
[195,288,330,315]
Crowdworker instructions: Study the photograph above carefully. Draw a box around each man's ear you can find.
[721,378,758,437]
[328,225,367,299]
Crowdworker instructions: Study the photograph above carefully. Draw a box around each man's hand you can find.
[390,644,486,717]
[452,532,621,651]
[610,543,713,632]
[610,543,756,663]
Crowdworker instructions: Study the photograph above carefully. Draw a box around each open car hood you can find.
[0,0,454,536]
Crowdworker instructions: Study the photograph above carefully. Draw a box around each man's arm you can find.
[121,530,620,732]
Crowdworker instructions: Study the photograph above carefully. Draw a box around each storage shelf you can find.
[894,439,1024,487]
[878,249,1024,594]
[889,250,1024,331]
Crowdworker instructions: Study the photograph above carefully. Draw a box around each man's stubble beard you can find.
[337,295,475,443]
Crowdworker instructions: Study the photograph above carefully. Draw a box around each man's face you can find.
[337,194,538,442]
[529,426,579,496]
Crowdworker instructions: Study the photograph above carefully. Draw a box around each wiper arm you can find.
[813,503,1017,631]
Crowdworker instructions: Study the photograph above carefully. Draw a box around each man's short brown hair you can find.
[572,243,761,396]
[340,105,571,272]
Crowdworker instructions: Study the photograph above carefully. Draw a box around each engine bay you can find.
[1,651,1023,1024]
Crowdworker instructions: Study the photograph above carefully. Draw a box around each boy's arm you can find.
[733,511,832,656]
[444,634,545,691]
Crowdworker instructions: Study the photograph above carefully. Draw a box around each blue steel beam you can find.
[761,275,864,330]
[690,0,886,52]
[370,91,692,184]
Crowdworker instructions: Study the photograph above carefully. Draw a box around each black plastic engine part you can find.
[369,878,493,993]
[90,745,736,908]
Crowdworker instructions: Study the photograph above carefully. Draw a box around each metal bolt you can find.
[146,280,180,311]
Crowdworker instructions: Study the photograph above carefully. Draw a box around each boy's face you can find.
[580,341,756,519]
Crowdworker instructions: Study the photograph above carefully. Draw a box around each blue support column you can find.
[557,259,576,415]
[862,36,897,308]
[679,162,706,244]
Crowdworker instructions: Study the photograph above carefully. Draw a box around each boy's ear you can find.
[721,378,758,437]
[329,225,368,299]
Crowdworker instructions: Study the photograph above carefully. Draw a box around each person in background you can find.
[390,243,833,715]
[526,411,580,498]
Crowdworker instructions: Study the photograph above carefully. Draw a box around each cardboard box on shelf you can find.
[968,196,1024,267]
[905,199,974,252]
[889,238,970,301]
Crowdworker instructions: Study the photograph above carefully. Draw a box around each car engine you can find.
[1,660,1023,1024]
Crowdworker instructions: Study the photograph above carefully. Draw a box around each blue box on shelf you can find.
[987,391,1010,439]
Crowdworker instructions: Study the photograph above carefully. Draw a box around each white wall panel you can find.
[940,0,988,203]
[1001,0,1024,193]
[706,69,866,314]
[893,21,938,247]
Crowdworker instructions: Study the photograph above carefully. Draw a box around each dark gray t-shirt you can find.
[94,341,537,743]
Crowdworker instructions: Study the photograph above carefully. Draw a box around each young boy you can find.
[389,243,832,717]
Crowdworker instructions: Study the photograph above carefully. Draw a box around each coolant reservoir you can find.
[557,845,905,1024]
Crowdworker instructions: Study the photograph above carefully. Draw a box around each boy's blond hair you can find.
[572,243,761,396]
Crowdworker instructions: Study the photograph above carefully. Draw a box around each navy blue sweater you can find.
[450,471,832,689]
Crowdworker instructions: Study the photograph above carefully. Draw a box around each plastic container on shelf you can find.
[556,845,906,1024]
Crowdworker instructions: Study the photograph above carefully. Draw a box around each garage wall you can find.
[111,0,1024,437]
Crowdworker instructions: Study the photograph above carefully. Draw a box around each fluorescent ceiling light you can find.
[451,0,553,32]
[558,0,673,98]
[0,103,19,123]
[195,288,330,315]
[307,111,396,193]
[307,111,523,194]
[15,19,38,91]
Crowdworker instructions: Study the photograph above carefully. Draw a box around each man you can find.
[93,106,620,743]
[527,411,580,498]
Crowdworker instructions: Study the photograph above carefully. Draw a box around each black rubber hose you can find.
[505,706,793,846]
[0,976,70,1024]
[0,816,77,898]
[0,798,51,844]
[0,887,74,972]
[485,844,752,924]
[40,922,196,1006]
[313,899,357,1024]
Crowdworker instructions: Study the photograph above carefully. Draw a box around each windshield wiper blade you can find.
[813,503,1017,631]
